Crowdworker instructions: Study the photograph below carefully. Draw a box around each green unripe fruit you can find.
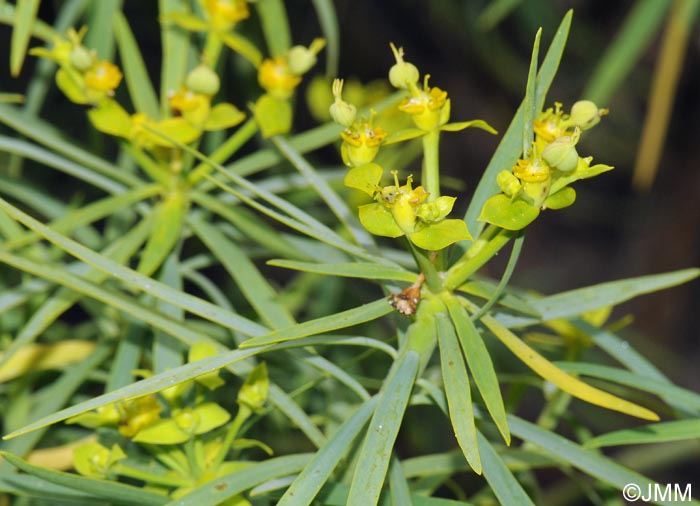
[70,45,94,72]
[543,135,579,172]
[185,64,220,96]
[287,45,317,75]
[570,100,601,130]
[389,61,419,89]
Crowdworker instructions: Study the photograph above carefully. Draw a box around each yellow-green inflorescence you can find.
[333,44,497,251]
[479,100,612,230]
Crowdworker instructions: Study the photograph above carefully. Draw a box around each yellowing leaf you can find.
[478,194,540,230]
[0,340,96,383]
[344,163,383,196]
[358,203,403,238]
[409,219,471,250]
[480,314,659,421]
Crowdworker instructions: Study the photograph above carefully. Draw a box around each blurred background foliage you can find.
[0,0,698,500]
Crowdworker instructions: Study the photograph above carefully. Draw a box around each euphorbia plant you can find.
[0,4,698,506]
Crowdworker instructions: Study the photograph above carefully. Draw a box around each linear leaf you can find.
[136,192,187,275]
[10,0,40,76]
[522,28,541,157]
[278,397,378,506]
[158,0,189,116]
[480,313,659,420]
[444,296,510,444]
[164,454,313,506]
[0,451,167,506]
[241,299,393,348]
[586,419,700,448]
[496,268,700,327]
[311,0,339,76]
[268,384,326,448]
[556,361,700,413]
[0,196,267,337]
[3,346,265,440]
[0,105,143,188]
[256,0,291,57]
[0,135,129,195]
[463,10,572,241]
[189,214,295,329]
[114,11,160,118]
[478,432,535,506]
[388,454,413,506]
[508,415,700,506]
[347,351,419,506]
[436,314,481,474]
[268,259,418,282]
[584,0,672,104]
[457,279,539,317]
[85,0,121,59]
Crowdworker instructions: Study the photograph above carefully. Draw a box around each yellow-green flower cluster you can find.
[498,101,608,208]
[345,167,471,250]
[30,28,122,105]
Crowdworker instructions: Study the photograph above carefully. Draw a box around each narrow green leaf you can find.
[0,135,130,194]
[523,28,541,158]
[0,196,267,337]
[278,397,378,506]
[3,346,264,440]
[241,299,392,348]
[508,415,700,506]
[436,314,481,474]
[556,361,700,413]
[584,0,672,104]
[347,351,419,506]
[271,135,375,248]
[0,451,167,506]
[469,231,524,321]
[457,279,540,317]
[137,192,187,275]
[256,0,291,57]
[267,259,418,282]
[464,10,572,241]
[311,0,339,77]
[496,268,700,328]
[268,384,327,448]
[190,214,295,329]
[159,0,190,116]
[153,252,185,374]
[10,0,40,76]
[0,2,54,44]
[388,454,413,506]
[85,0,121,59]
[480,313,659,421]
[478,432,535,506]
[444,296,510,445]
[164,454,313,506]
[586,419,700,448]
[114,11,161,118]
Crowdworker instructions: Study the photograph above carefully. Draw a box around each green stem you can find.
[211,405,251,472]
[444,225,513,289]
[202,33,224,67]
[421,129,441,201]
[407,240,442,293]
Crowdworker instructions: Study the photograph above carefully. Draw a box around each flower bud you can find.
[542,134,579,172]
[497,170,522,197]
[69,45,94,71]
[570,100,605,130]
[185,64,220,96]
[329,79,357,127]
[388,43,419,89]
